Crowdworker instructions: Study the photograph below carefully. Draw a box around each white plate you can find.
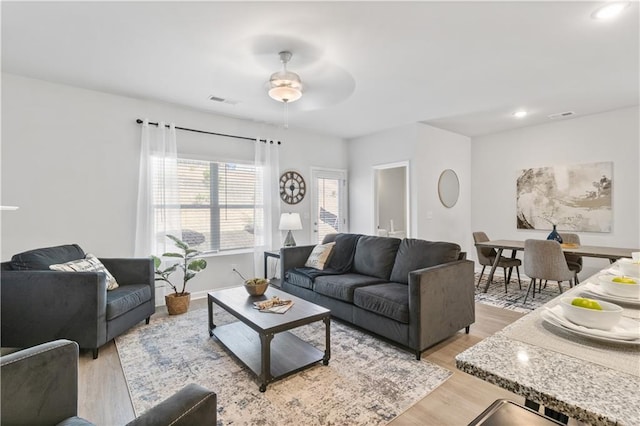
[541,308,640,346]
[581,282,640,307]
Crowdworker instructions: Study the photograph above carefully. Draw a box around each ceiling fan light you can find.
[269,86,302,103]
[268,51,303,104]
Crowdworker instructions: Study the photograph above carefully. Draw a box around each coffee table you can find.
[208,286,330,392]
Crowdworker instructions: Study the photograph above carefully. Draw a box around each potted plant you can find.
[152,234,207,315]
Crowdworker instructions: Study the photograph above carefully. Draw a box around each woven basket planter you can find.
[165,292,191,315]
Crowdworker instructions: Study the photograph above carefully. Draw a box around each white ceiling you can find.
[2,1,638,139]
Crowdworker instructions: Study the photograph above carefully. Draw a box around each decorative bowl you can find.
[244,278,269,296]
[559,297,622,330]
[598,274,640,299]
[617,258,640,278]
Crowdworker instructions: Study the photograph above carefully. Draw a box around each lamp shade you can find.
[279,212,302,231]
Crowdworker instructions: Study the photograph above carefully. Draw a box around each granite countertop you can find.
[456,277,640,426]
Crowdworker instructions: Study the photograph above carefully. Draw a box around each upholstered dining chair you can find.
[473,232,522,292]
[560,232,583,284]
[523,239,576,304]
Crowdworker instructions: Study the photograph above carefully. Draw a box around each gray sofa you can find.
[1,339,217,425]
[1,244,155,358]
[280,233,475,359]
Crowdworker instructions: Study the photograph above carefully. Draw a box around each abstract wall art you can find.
[516,161,612,232]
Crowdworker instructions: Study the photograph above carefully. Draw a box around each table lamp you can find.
[279,212,302,247]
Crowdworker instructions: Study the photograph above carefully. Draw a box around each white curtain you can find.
[134,119,182,258]
[253,138,280,276]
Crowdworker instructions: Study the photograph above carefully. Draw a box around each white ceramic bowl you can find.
[617,258,640,277]
[559,297,623,330]
[598,275,640,299]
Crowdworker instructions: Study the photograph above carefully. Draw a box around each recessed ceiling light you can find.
[592,2,629,20]
[513,110,527,118]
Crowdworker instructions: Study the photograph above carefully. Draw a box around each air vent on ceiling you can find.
[547,111,576,120]
[208,95,238,105]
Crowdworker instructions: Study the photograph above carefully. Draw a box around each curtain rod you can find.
[135,119,281,145]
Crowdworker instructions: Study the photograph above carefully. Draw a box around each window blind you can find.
[154,157,258,253]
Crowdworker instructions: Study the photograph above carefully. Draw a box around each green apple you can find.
[612,276,638,285]
[571,297,603,310]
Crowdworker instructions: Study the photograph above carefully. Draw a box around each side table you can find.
[263,250,281,288]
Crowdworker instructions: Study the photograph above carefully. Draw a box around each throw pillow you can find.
[304,242,336,270]
[50,254,119,290]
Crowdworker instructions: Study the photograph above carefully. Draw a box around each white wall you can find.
[348,124,418,236]
[470,106,640,279]
[348,122,472,255]
[1,73,348,302]
[416,124,472,254]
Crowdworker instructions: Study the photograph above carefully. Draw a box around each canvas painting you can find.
[516,162,612,232]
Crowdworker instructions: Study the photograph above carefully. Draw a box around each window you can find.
[154,157,258,253]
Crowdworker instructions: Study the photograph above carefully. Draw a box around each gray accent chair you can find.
[1,244,155,359]
[1,339,217,425]
[523,239,576,304]
[473,231,522,291]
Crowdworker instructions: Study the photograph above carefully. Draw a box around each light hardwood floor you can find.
[77,301,575,425]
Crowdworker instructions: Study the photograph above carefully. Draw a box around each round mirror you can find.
[438,169,459,208]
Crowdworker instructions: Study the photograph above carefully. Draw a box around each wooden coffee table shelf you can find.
[208,287,330,392]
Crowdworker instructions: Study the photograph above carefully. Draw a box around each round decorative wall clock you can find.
[279,170,306,204]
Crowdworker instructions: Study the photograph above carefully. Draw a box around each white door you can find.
[310,168,348,243]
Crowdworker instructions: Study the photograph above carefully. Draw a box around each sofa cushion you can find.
[354,283,410,323]
[321,233,338,244]
[314,273,385,303]
[352,235,401,280]
[304,242,335,270]
[50,254,119,290]
[10,244,85,271]
[324,233,361,273]
[284,269,316,290]
[390,239,461,284]
[106,284,151,320]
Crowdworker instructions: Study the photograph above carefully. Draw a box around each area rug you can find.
[475,273,561,313]
[115,307,452,425]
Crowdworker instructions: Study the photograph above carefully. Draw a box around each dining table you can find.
[475,239,638,293]
[456,268,640,425]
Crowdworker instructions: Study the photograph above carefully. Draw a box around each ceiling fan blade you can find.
[297,62,356,110]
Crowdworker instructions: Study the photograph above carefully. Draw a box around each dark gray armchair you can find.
[1,244,155,358]
[1,339,217,425]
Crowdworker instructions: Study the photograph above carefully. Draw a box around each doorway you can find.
[310,168,348,243]
[373,161,410,238]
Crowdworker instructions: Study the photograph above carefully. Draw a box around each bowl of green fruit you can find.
[559,297,623,330]
[233,268,270,296]
[598,274,640,299]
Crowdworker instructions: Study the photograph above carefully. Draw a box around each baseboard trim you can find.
[154,284,239,307]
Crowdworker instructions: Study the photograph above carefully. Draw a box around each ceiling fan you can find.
[208,36,356,113]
